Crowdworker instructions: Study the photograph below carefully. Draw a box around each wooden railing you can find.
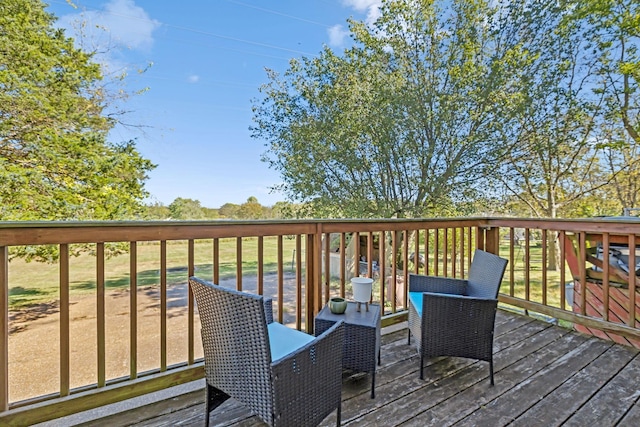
[1,217,639,425]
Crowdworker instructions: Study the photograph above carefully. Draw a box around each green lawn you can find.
[8,237,299,309]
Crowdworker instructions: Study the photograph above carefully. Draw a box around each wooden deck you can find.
[84,309,640,427]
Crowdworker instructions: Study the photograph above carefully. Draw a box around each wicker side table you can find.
[315,301,381,398]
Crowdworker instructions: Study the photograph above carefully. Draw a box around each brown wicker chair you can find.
[407,249,508,384]
[189,276,344,427]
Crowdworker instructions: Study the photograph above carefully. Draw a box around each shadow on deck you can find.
[66,309,640,426]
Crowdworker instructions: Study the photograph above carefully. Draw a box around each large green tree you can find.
[496,0,609,219]
[251,0,520,218]
[572,0,640,210]
[0,0,154,221]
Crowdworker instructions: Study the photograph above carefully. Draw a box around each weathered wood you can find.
[453,336,612,426]
[92,310,640,427]
[512,344,639,426]
[563,353,640,426]
[0,365,204,426]
[399,324,575,426]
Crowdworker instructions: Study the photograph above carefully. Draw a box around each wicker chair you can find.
[407,249,508,384]
[189,276,344,427]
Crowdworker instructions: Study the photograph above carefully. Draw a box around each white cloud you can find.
[94,0,160,50]
[341,0,382,25]
[328,24,350,48]
[59,0,160,52]
[187,75,200,84]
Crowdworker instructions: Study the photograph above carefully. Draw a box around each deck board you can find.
[92,309,640,427]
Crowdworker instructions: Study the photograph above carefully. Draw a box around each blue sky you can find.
[44,0,382,209]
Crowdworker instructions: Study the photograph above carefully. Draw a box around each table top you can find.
[316,301,380,328]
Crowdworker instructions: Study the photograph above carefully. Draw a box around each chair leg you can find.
[489,360,495,386]
[206,383,230,427]
[419,354,424,380]
[407,328,411,345]
[336,403,341,426]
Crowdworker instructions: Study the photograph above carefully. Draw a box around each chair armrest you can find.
[270,321,344,421]
[409,273,467,295]
[263,297,274,324]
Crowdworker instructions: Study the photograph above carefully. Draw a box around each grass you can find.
[7,237,300,310]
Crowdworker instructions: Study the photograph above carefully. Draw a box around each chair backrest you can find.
[466,249,508,299]
[189,277,274,420]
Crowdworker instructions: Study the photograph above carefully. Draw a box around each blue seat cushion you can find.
[267,322,315,362]
[409,292,424,318]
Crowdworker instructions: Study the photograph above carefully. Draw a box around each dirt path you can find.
[8,274,302,404]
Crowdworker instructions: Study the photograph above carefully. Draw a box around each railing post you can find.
[0,246,8,412]
[484,226,501,255]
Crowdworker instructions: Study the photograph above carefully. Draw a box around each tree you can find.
[145,202,170,219]
[490,0,640,269]
[251,0,520,218]
[218,202,240,219]
[572,0,639,144]
[0,0,154,221]
[570,0,640,211]
[168,198,205,220]
[237,196,264,219]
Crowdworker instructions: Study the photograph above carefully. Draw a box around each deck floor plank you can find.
[562,353,640,426]
[399,322,578,426]
[511,344,639,427]
[106,310,640,427]
[452,335,612,426]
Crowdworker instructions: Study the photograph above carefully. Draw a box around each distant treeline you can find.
[144,196,299,220]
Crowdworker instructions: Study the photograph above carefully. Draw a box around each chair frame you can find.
[407,249,508,384]
[189,276,344,427]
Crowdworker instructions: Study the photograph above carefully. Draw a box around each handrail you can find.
[2,216,640,425]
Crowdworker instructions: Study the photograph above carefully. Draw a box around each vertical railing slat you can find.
[368,231,375,279]
[324,233,330,302]
[277,235,284,324]
[0,246,7,411]
[579,231,587,316]
[560,230,566,309]
[542,229,548,305]
[129,242,137,379]
[413,231,419,275]
[402,230,409,307]
[602,233,610,322]
[258,236,264,296]
[452,228,457,278]
[524,228,531,301]
[213,238,219,284]
[628,234,636,328]
[424,228,430,276]
[96,243,106,386]
[467,226,473,270]
[379,231,386,312]
[160,241,167,372]
[443,228,449,277]
[236,237,242,291]
[509,228,515,297]
[434,229,440,276]
[188,239,195,365]
[339,233,346,297]
[353,232,360,278]
[459,227,464,279]
[391,231,397,313]
[59,244,70,397]
[296,234,302,330]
